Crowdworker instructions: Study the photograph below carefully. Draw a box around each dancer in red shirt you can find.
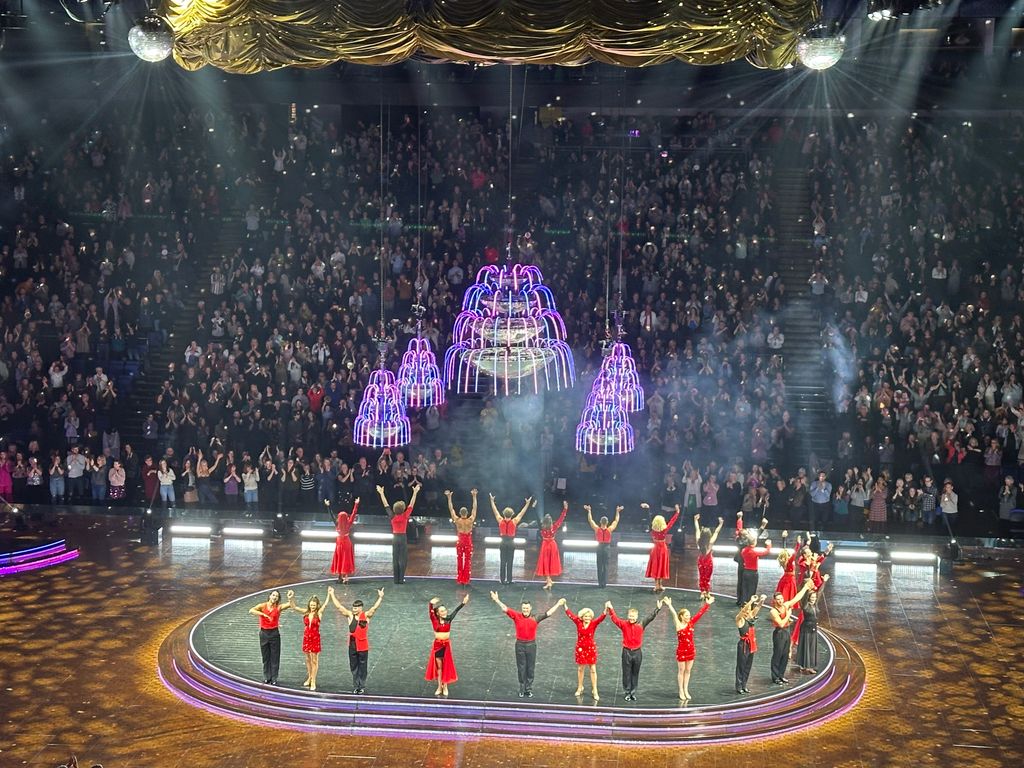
[693,513,725,600]
[248,589,295,685]
[376,482,420,584]
[328,586,384,694]
[426,594,469,697]
[605,600,663,701]
[329,497,360,583]
[585,504,621,588]
[645,504,681,593]
[535,501,568,590]
[287,593,328,691]
[663,595,713,702]
[737,529,773,606]
[564,601,607,700]
[445,488,478,585]
[491,494,533,585]
[490,591,562,697]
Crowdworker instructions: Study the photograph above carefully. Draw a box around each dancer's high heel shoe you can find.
[592,688,600,701]
[574,686,584,697]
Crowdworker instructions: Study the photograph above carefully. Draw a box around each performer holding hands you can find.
[446,488,478,585]
[768,578,814,685]
[585,504,621,588]
[288,592,329,691]
[662,594,714,702]
[491,591,562,697]
[564,600,607,700]
[328,586,384,694]
[248,589,295,686]
[605,600,663,701]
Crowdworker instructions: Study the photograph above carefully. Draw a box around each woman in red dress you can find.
[535,501,568,590]
[693,513,725,600]
[663,595,713,702]
[564,600,606,700]
[774,531,801,602]
[329,497,360,583]
[645,504,681,592]
[426,594,469,697]
[288,593,328,690]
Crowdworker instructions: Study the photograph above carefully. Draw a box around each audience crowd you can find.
[1,107,1020,537]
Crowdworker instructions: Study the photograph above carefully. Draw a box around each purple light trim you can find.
[0,540,67,565]
[353,368,411,448]
[0,547,79,576]
[160,658,864,747]
[445,264,575,395]
[397,337,445,409]
[594,341,645,412]
[576,393,635,455]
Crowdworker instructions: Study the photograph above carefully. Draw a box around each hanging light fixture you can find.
[397,332,445,408]
[575,135,642,455]
[594,339,645,412]
[444,264,575,395]
[353,366,411,448]
[353,102,410,448]
[575,389,635,455]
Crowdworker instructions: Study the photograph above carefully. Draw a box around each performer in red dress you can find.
[329,497,360,583]
[645,504,681,592]
[288,593,328,690]
[564,601,607,700]
[774,531,801,602]
[790,538,834,651]
[445,488,478,585]
[693,513,725,600]
[535,501,568,590]
[426,594,469,697]
[663,595,713,701]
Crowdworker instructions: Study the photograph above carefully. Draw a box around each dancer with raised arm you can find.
[329,497,360,584]
[774,530,800,602]
[248,589,295,685]
[491,494,532,585]
[733,511,769,604]
[737,528,773,606]
[735,594,767,694]
[564,600,607,700]
[446,488,478,585]
[536,500,569,591]
[490,591,563,697]
[662,594,714,702]
[693,513,725,600]
[645,504,681,593]
[768,579,814,685]
[794,578,828,674]
[605,600,663,701]
[328,586,384,693]
[426,594,469,697]
[288,593,328,691]
[377,482,420,584]
[586,504,621,588]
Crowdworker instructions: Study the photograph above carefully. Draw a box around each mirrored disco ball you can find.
[129,15,174,63]
[796,26,845,71]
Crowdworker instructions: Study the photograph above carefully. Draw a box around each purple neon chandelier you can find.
[444,264,575,396]
[397,336,445,409]
[353,367,411,448]
[593,340,645,412]
[575,386,636,455]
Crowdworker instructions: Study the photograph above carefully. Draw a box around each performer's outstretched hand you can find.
[489,591,500,602]
[377,588,385,597]
[461,594,470,605]
[429,597,439,605]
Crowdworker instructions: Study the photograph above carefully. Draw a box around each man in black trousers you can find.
[491,592,562,697]
[605,600,663,701]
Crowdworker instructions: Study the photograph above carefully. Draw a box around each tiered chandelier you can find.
[397,311,445,409]
[593,340,645,413]
[354,345,412,448]
[443,264,575,396]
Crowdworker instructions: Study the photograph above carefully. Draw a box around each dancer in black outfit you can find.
[768,579,814,685]
[734,594,767,694]
[585,504,621,588]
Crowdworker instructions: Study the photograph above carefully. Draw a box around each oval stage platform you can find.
[158,577,865,745]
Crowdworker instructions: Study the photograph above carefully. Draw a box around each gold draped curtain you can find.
[166,0,820,74]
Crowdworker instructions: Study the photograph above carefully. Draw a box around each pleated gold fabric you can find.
[166,0,819,74]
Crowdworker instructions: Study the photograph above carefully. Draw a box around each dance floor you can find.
[0,514,1022,767]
